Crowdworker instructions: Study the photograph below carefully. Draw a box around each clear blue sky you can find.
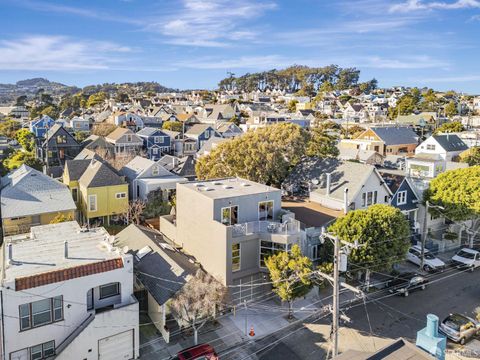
[1,0,480,92]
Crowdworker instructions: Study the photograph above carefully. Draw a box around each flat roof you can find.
[2,221,123,283]
[179,177,280,200]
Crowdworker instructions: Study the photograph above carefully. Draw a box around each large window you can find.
[397,191,407,205]
[232,243,241,272]
[19,296,63,331]
[88,195,97,212]
[115,192,127,199]
[258,201,274,221]
[426,144,436,150]
[99,283,120,299]
[361,191,378,207]
[30,341,55,360]
[260,241,287,268]
[56,135,66,144]
[221,206,238,226]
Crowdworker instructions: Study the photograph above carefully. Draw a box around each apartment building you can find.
[0,221,139,360]
[160,178,303,303]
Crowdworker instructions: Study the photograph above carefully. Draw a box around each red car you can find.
[175,344,218,360]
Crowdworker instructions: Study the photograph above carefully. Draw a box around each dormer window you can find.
[126,135,132,142]
[152,166,159,176]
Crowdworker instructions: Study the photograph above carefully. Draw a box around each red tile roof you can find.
[15,258,124,291]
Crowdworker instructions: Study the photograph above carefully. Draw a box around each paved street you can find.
[219,265,480,360]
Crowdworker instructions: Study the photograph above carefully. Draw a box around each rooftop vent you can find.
[204,187,214,191]
[240,182,250,187]
[223,185,233,189]
[195,183,204,188]
[213,182,223,186]
[159,243,175,252]
[137,246,152,259]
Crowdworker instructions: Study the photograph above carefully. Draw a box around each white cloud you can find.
[390,0,480,13]
[416,74,480,82]
[146,0,276,47]
[358,55,449,69]
[0,35,132,71]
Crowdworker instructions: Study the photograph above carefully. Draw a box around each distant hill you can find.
[0,78,80,105]
[0,78,177,105]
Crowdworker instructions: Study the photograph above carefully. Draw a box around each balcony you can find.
[230,219,301,239]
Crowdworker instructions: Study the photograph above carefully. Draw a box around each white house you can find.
[1,221,139,360]
[415,134,468,161]
[120,156,186,200]
[284,158,392,213]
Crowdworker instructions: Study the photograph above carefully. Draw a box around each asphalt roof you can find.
[115,224,199,306]
[370,126,419,146]
[432,134,468,152]
[78,159,125,188]
[1,165,76,218]
[65,159,92,181]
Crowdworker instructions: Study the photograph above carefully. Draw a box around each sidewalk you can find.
[139,286,359,359]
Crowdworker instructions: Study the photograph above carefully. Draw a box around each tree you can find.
[74,131,90,143]
[328,204,410,273]
[50,213,74,224]
[15,129,35,152]
[170,270,227,345]
[16,95,27,106]
[287,99,298,113]
[4,151,43,171]
[86,91,107,108]
[425,167,480,247]
[115,92,129,103]
[461,147,480,166]
[0,120,21,139]
[162,121,183,132]
[196,123,310,186]
[121,200,146,225]
[434,121,464,134]
[306,128,339,158]
[445,101,457,118]
[266,244,313,319]
[228,115,241,126]
[341,124,365,139]
[142,189,171,218]
[41,105,59,119]
[92,123,117,137]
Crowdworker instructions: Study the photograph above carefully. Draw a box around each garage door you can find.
[99,329,134,360]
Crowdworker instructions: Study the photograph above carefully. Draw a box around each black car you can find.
[387,272,429,297]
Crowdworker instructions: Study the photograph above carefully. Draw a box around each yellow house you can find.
[64,158,129,226]
[1,165,76,236]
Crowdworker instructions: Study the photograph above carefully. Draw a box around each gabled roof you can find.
[185,124,214,136]
[432,134,468,152]
[1,165,76,218]
[284,158,391,202]
[379,171,405,194]
[197,137,228,156]
[370,126,419,146]
[162,129,181,139]
[79,159,125,188]
[105,127,140,142]
[136,127,166,137]
[158,155,196,178]
[115,224,199,306]
[65,159,91,181]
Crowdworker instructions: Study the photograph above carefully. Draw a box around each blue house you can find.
[136,127,171,160]
[29,115,56,138]
[184,124,222,150]
[380,171,420,242]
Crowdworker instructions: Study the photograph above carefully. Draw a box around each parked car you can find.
[439,313,480,345]
[387,272,429,297]
[174,344,218,360]
[406,245,446,272]
[451,248,480,272]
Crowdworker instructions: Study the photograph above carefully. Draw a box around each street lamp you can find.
[420,200,445,269]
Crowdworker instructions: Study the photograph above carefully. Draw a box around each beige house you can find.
[1,165,76,236]
[160,178,304,303]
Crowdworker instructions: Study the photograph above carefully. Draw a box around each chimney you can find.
[64,240,69,259]
[7,243,13,265]
[326,173,331,196]
[343,188,349,215]
[416,314,446,360]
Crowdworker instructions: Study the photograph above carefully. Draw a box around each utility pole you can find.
[319,231,364,358]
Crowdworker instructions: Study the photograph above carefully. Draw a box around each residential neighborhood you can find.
[1,1,480,360]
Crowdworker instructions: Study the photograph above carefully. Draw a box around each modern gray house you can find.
[160,178,304,303]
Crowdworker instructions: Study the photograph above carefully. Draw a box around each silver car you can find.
[439,313,480,345]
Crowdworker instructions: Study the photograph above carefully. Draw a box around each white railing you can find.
[231,220,301,238]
